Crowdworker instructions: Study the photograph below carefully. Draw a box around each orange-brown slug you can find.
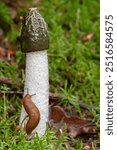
[22,94,40,135]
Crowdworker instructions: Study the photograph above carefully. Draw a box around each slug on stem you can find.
[22,94,40,135]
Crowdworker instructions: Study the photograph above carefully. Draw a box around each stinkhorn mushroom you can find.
[19,8,49,137]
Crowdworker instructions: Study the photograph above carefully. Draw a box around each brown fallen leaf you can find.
[68,125,98,138]
[65,116,90,126]
[0,46,16,63]
[49,92,64,101]
[7,48,16,61]
[50,105,98,138]
[83,32,95,42]
[50,105,67,122]
[83,144,94,150]
[84,110,92,118]
[67,126,78,138]
[0,47,7,56]
[82,126,98,134]
[0,77,13,85]
[50,105,90,125]
[0,55,9,62]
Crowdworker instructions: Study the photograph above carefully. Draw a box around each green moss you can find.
[0,0,100,149]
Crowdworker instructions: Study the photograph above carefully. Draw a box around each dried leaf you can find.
[67,126,79,138]
[0,77,13,85]
[65,116,90,126]
[50,105,97,138]
[7,48,16,61]
[83,32,95,42]
[49,92,64,101]
[68,125,98,137]
[0,47,7,56]
[0,55,9,62]
[50,105,90,125]
[0,46,16,63]
[84,110,92,118]
[50,105,67,122]
[83,144,93,150]
[82,126,98,134]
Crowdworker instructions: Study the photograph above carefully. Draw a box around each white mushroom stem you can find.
[20,50,49,137]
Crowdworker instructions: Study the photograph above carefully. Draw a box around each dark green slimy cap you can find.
[20,8,49,53]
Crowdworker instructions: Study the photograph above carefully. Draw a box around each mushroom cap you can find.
[20,8,49,53]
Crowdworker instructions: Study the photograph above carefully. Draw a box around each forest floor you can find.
[0,0,100,149]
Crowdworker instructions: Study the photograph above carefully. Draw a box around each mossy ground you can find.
[0,0,100,149]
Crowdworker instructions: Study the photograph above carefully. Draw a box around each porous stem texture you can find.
[20,50,49,137]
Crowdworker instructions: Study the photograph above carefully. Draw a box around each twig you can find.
[0,90,94,110]
[0,90,23,95]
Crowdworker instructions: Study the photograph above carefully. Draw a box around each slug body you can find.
[22,94,40,135]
